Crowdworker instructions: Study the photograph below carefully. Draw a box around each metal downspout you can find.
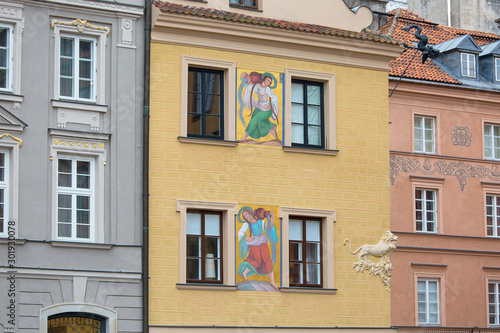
[142,0,151,332]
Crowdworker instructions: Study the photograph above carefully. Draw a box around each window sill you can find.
[280,287,337,294]
[178,136,238,147]
[176,283,237,291]
[52,100,108,113]
[283,146,339,156]
[50,241,114,250]
[0,92,23,103]
[0,238,26,245]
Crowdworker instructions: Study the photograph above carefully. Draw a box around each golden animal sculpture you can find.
[343,231,398,291]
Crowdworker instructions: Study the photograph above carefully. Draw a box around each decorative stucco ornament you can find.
[343,231,398,291]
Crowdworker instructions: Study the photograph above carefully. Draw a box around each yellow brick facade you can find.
[149,40,394,328]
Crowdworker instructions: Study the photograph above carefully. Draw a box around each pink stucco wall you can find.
[389,81,500,327]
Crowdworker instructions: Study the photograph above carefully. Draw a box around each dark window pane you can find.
[77,175,90,189]
[0,69,5,89]
[58,223,71,237]
[58,209,72,223]
[59,159,72,173]
[79,59,92,79]
[77,196,90,209]
[77,224,90,239]
[77,161,90,174]
[79,79,91,99]
[77,210,89,224]
[205,115,221,137]
[60,78,73,97]
[60,38,74,57]
[0,27,8,48]
[0,49,7,68]
[205,236,220,258]
[187,258,200,280]
[79,40,92,59]
[187,235,201,257]
[306,242,320,263]
[60,58,73,77]
[188,71,202,93]
[204,73,220,95]
[58,194,72,209]
[289,262,302,284]
[205,95,221,115]
[306,263,321,284]
[289,242,302,261]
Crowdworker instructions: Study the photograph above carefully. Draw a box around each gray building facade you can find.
[0,0,145,332]
[344,0,500,34]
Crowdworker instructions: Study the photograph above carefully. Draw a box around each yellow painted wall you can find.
[149,42,392,327]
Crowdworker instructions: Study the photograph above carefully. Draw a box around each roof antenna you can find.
[389,24,440,97]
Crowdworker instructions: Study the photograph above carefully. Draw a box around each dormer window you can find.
[461,52,476,78]
[229,0,258,9]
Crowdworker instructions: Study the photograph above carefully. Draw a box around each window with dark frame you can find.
[291,80,324,148]
[289,217,322,287]
[229,0,258,9]
[187,67,224,140]
[186,210,223,283]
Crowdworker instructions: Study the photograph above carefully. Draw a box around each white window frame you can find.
[176,200,238,289]
[56,155,95,242]
[461,52,476,78]
[0,148,9,237]
[484,123,500,160]
[0,23,12,92]
[0,135,20,239]
[411,177,444,234]
[489,281,500,326]
[495,58,500,82]
[58,34,97,102]
[284,69,337,156]
[417,278,440,326]
[180,56,236,145]
[486,194,500,238]
[50,131,107,244]
[415,188,437,233]
[279,206,336,293]
[414,115,435,154]
[52,20,107,105]
[0,1,23,100]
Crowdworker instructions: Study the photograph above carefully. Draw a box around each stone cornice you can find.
[152,11,403,72]
[25,0,143,16]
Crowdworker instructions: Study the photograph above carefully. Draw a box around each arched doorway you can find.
[47,312,105,333]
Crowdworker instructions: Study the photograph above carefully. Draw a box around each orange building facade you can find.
[385,9,500,332]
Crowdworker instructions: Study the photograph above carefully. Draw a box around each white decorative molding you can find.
[51,18,110,36]
[56,108,100,132]
[43,0,143,16]
[344,231,398,292]
[118,18,135,48]
[0,1,24,21]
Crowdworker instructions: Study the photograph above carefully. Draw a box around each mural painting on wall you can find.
[236,204,280,291]
[237,69,283,146]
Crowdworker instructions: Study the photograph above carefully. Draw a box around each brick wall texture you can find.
[149,42,392,328]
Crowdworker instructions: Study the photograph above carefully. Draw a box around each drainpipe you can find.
[142,0,151,332]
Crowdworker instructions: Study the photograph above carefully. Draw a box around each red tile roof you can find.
[152,0,400,45]
[381,8,500,84]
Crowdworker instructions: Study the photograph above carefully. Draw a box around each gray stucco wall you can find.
[0,0,145,332]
